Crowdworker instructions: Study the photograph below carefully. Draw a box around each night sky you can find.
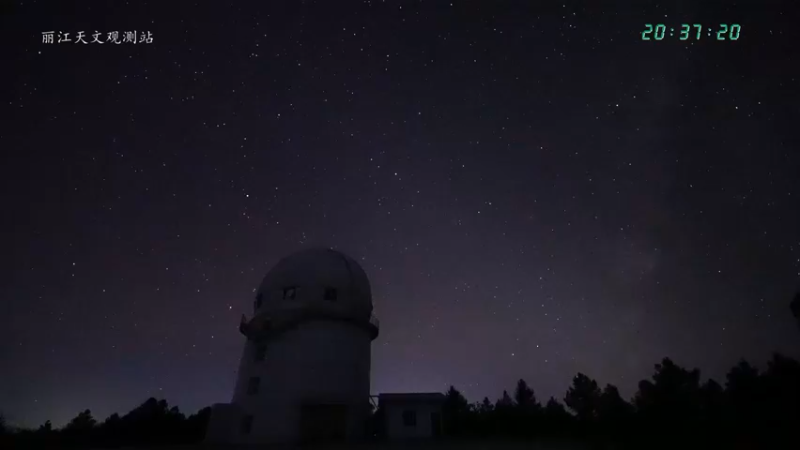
[2,0,799,429]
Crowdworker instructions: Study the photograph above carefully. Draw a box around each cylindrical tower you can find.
[229,248,379,444]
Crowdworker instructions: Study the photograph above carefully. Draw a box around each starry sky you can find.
[2,0,799,429]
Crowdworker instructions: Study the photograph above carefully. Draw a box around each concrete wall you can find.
[204,403,241,444]
[228,320,372,444]
[384,403,442,439]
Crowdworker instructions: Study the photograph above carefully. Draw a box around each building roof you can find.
[256,247,373,313]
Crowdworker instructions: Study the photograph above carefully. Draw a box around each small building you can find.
[378,393,445,439]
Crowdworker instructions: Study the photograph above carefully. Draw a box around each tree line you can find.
[0,398,209,449]
[430,353,800,448]
[1,353,799,449]
[3,287,799,449]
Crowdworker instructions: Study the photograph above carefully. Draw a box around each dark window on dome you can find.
[324,287,337,301]
[255,293,263,309]
[241,415,253,435]
[402,410,417,427]
[283,287,296,300]
[247,377,260,395]
[254,344,266,362]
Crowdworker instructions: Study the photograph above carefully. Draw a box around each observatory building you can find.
[205,248,380,444]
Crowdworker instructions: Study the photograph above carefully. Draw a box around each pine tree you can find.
[564,373,601,421]
[514,378,538,409]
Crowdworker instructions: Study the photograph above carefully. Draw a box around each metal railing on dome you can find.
[369,314,380,329]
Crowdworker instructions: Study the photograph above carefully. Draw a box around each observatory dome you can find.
[255,247,373,314]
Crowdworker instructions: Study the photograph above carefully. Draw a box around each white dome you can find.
[255,247,373,315]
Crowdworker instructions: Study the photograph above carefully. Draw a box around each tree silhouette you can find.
[509,379,540,436]
[698,379,724,427]
[65,409,96,432]
[0,413,6,435]
[564,372,601,422]
[36,420,52,433]
[596,384,632,424]
[1,352,799,447]
[442,386,471,436]
[636,359,701,416]
[724,359,761,430]
[1,399,212,448]
[489,390,515,435]
[542,397,573,435]
[513,378,538,409]
[477,396,493,414]
[468,397,495,436]
[443,385,470,414]
[495,390,514,409]
[760,353,800,432]
[544,397,569,417]
[61,409,97,447]
[634,357,703,442]
[185,406,211,442]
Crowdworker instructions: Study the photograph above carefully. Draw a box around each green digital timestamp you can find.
[641,24,741,41]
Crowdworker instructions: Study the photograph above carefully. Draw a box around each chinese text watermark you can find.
[42,31,154,44]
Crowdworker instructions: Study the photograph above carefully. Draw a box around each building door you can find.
[300,404,348,443]
[431,411,442,437]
